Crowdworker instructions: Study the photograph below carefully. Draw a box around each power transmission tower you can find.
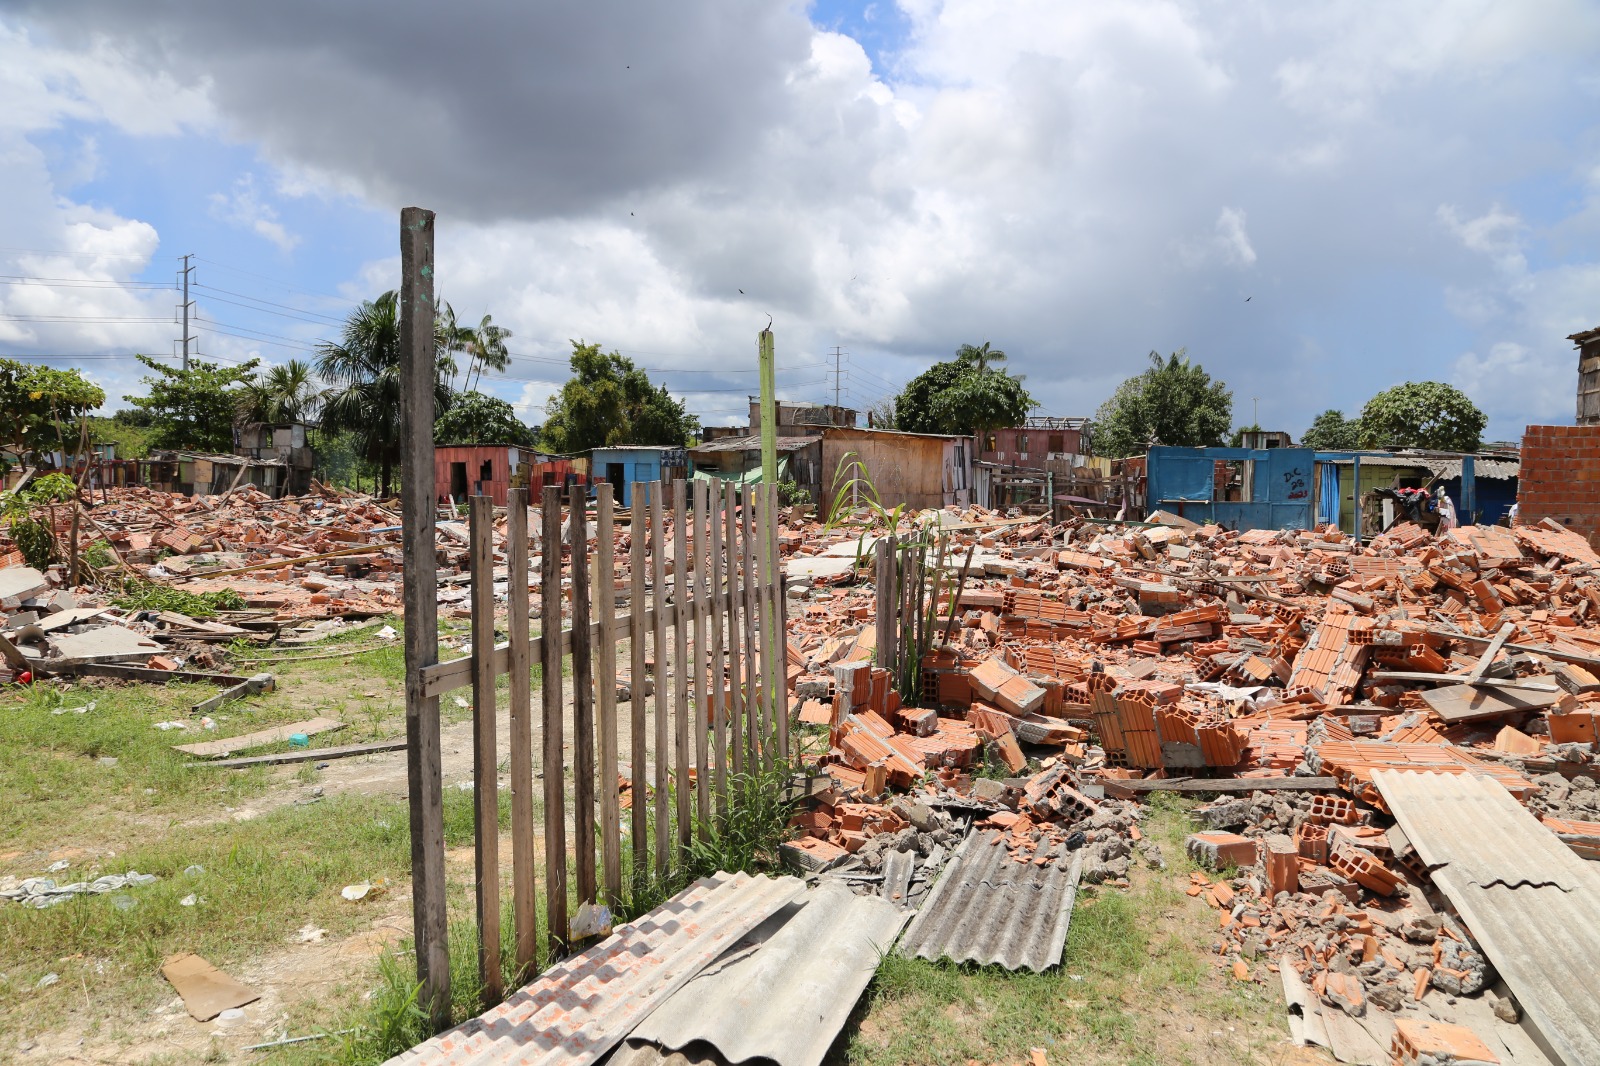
[178,254,195,370]
[831,346,843,410]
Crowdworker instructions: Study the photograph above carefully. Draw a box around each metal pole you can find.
[180,253,193,371]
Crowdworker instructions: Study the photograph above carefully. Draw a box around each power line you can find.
[0,275,174,290]
[194,256,350,303]
[0,313,171,323]
[193,287,344,326]
[0,246,160,261]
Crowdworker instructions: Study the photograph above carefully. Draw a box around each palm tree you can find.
[240,359,323,425]
[464,313,513,392]
[316,291,454,497]
[956,341,1007,373]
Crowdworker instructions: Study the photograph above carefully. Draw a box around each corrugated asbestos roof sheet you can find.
[1372,771,1600,1066]
[626,883,909,1066]
[896,829,1083,972]
[389,872,804,1066]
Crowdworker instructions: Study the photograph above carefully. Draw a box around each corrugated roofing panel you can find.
[628,883,909,1066]
[1372,771,1600,1066]
[388,872,805,1066]
[896,829,1082,972]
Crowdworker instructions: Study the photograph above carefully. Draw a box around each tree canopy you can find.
[1358,381,1486,453]
[125,355,259,453]
[540,341,699,453]
[1092,349,1233,459]
[1300,409,1363,451]
[239,359,323,425]
[316,290,458,496]
[895,343,1035,436]
[0,359,105,457]
[434,391,537,447]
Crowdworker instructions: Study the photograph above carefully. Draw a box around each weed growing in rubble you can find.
[111,579,246,618]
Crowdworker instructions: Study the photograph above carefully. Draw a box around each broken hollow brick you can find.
[1329,846,1401,897]
[1262,834,1299,897]
[1185,831,1257,870]
[1390,1018,1499,1066]
[1306,794,1360,826]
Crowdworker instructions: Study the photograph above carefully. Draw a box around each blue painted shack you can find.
[1145,445,1316,531]
[589,446,688,507]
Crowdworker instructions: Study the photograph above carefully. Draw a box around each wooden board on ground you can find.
[1419,676,1562,723]
[161,952,261,1021]
[1119,776,1340,794]
[174,716,345,758]
[194,738,405,769]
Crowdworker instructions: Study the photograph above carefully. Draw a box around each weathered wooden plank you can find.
[570,483,596,906]
[629,484,649,877]
[1418,676,1562,722]
[740,488,762,770]
[398,205,448,1028]
[1121,776,1340,794]
[650,485,670,873]
[762,484,785,766]
[196,738,406,769]
[671,479,692,851]
[540,486,568,957]
[709,484,729,819]
[504,487,538,978]
[724,481,745,779]
[691,479,712,832]
[469,493,502,1005]
[875,538,895,680]
[174,717,343,758]
[595,485,621,910]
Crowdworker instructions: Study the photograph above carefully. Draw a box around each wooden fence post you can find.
[691,479,712,830]
[505,487,538,979]
[709,484,729,818]
[650,485,670,872]
[765,483,787,764]
[595,485,622,909]
[671,479,692,851]
[469,493,502,1005]
[399,206,449,1028]
[739,489,761,769]
[629,485,648,877]
[724,482,745,779]
[540,486,568,956]
[570,484,596,906]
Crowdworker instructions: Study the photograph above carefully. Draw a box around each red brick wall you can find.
[1518,425,1600,542]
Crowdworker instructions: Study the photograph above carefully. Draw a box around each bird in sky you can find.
[738,289,744,294]
[1245,296,1252,302]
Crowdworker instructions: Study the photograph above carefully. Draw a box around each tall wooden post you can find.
[399,206,449,1027]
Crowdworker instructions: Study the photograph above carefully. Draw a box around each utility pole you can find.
[831,346,843,411]
[178,254,195,370]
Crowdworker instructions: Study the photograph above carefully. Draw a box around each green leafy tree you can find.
[956,341,1007,373]
[125,355,259,453]
[0,359,105,458]
[239,359,323,425]
[1092,349,1233,458]
[895,344,1035,436]
[462,314,513,392]
[541,341,699,452]
[1358,382,1486,452]
[1300,409,1363,451]
[316,291,459,497]
[434,391,536,446]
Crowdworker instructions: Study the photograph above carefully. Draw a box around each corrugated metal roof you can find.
[1372,771,1600,1066]
[686,434,818,454]
[626,883,909,1066]
[1323,455,1520,480]
[896,829,1082,972]
[388,872,804,1066]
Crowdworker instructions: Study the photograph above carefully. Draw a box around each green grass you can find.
[840,797,1288,1066]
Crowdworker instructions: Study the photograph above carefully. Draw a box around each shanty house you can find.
[749,399,857,437]
[976,417,1089,468]
[820,427,973,511]
[686,434,823,500]
[590,446,689,507]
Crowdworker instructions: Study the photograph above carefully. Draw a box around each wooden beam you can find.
[709,485,729,821]
[469,493,502,1007]
[650,485,670,874]
[570,482,596,906]
[504,487,538,980]
[194,738,407,769]
[691,479,711,831]
[398,205,449,1028]
[1120,776,1340,794]
[672,479,691,853]
[1467,622,1515,685]
[540,486,568,957]
[594,485,621,910]
[629,484,649,880]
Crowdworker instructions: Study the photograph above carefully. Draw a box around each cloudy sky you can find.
[2,0,1598,442]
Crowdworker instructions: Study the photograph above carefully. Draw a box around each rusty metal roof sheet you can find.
[626,882,909,1066]
[896,829,1082,972]
[1373,770,1600,1066]
[388,872,804,1066]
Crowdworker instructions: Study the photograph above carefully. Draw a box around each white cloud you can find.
[209,174,300,253]
[1214,208,1257,266]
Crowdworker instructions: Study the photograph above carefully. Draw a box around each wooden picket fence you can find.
[411,477,789,1003]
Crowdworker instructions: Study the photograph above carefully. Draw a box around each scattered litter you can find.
[570,900,613,939]
[160,952,261,1021]
[0,870,158,908]
[36,973,59,990]
[341,878,387,902]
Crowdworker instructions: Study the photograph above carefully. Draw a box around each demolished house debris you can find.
[10,467,1600,1064]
